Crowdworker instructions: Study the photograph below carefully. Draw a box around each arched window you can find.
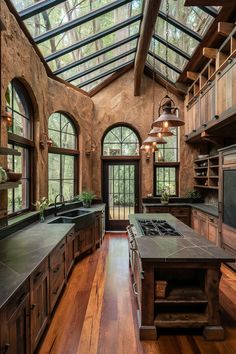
[7,79,33,215]
[48,112,78,202]
[102,125,139,156]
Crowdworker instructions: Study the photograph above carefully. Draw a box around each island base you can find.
[203,326,225,341]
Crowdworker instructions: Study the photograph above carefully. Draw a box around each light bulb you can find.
[164,121,168,128]
[158,132,162,138]
[153,142,157,147]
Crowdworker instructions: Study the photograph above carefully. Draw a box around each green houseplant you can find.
[186,190,201,203]
[33,197,50,222]
[75,191,95,208]
[161,186,170,205]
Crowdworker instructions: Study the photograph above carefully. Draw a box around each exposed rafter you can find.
[45,14,142,62]
[19,0,65,20]
[218,22,235,37]
[198,6,218,18]
[53,33,139,76]
[187,71,199,81]
[67,48,136,83]
[34,0,133,44]
[134,0,161,96]
[78,60,134,88]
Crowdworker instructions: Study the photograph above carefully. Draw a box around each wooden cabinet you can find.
[94,212,102,248]
[191,209,218,245]
[133,248,143,311]
[65,229,75,276]
[194,155,219,191]
[0,282,30,354]
[79,225,94,254]
[143,205,190,226]
[30,259,49,353]
[49,238,66,312]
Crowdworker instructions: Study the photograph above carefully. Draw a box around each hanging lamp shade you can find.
[142,135,167,146]
[153,95,184,128]
[148,125,173,137]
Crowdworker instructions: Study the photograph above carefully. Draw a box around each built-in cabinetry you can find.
[0,210,104,354]
[219,145,236,270]
[191,209,219,245]
[185,26,236,139]
[194,155,219,190]
[0,281,30,354]
[143,205,190,226]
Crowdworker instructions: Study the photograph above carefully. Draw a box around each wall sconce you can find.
[40,133,53,149]
[1,111,12,128]
[85,141,96,156]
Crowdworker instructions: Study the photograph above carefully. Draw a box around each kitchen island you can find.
[128,213,235,341]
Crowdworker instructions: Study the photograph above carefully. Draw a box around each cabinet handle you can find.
[53,286,60,295]
[31,303,37,310]
[17,292,27,306]
[59,243,65,249]
[53,265,60,273]
[133,282,138,296]
[209,217,215,222]
[4,344,10,353]
[34,271,42,281]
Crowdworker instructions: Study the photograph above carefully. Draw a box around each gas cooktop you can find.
[138,219,182,237]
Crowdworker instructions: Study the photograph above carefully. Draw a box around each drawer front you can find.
[146,206,170,213]
[4,281,29,319]
[66,229,75,243]
[30,258,49,287]
[208,215,218,225]
[50,262,65,310]
[171,207,190,216]
[208,222,218,244]
[192,208,207,220]
[223,152,236,165]
[50,238,66,269]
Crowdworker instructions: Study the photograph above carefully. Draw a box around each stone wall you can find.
[0,0,94,207]
[91,69,195,199]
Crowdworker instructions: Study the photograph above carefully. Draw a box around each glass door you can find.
[103,160,140,230]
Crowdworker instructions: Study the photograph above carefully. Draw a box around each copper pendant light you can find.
[148,125,174,137]
[152,95,184,128]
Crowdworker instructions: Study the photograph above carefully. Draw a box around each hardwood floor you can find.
[38,233,236,354]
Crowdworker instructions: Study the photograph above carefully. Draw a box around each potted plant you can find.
[161,186,170,205]
[186,190,201,203]
[74,191,95,208]
[33,197,50,222]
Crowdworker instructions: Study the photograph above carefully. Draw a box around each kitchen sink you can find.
[48,208,95,230]
[59,209,89,218]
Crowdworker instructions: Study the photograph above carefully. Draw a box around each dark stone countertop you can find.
[142,202,218,217]
[129,213,234,263]
[79,203,106,212]
[0,223,74,309]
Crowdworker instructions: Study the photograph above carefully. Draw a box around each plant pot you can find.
[82,200,91,208]
[161,200,169,205]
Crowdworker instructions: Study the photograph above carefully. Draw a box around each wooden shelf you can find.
[194,185,219,190]
[194,167,208,170]
[0,181,21,190]
[209,176,219,178]
[210,165,219,168]
[194,176,207,179]
[0,147,21,156]
[154,312,208,328]
[154,287,207,305]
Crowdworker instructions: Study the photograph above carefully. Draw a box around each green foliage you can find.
[33,197,50,213]
[74,191,95,203]
[161,186,170,203]
[186,190,201,199]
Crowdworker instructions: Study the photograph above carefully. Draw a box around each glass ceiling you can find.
[10,0,220,92]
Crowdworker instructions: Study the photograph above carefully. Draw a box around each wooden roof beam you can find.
[218,22,235,37]
[187,71,199,81]
[134,0,161,96]
[203,47,218,59]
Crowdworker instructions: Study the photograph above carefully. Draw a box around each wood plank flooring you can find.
[38,233,236,354]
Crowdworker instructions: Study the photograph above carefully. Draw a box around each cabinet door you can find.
[94,213,102,247]
[66,230,75,276]
[30,260,49,352]
[79,226,94,254]
[171,207,190,226]
[1,290,30,354]
[133,250,142,310]
[74,230,81,258]
[191,210,200,233]
[208,219,218,245]
[199,216,208,238]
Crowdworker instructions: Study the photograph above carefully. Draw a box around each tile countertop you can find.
[142,202,218,217]
[0,223,74,310]
[129,213,234,263]
[79,203,106,212]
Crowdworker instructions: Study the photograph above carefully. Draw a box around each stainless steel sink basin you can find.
[48,208,95,230]
[59,209,89,218]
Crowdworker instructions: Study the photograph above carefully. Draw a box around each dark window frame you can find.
[7,80,34,217]
[48,112,79,202]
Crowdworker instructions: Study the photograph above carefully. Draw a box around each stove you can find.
[138,219,182,237]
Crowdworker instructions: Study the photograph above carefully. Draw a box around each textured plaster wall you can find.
[91,70,194,199]
[0,0,94,205]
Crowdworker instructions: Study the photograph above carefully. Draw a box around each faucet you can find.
[54,194,65,216]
